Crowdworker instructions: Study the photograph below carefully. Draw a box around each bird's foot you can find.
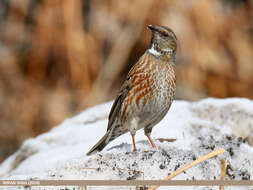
[151,143,157,149]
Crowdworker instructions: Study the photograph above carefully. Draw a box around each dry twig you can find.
[156,138,177,143]
[148,148,226,190]
[220,159,227,190]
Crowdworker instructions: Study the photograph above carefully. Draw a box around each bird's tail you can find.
[86,132,110,156]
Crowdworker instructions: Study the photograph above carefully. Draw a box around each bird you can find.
[86,25,177,155]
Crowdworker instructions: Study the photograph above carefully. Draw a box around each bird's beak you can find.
[147,24,158,32]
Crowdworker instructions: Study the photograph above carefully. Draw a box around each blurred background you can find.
[0,0,252,162]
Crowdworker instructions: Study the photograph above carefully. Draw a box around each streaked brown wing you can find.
[106,54,146,132]
[107,79,130,131]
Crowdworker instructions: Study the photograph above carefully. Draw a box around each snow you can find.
[0,98,253,190]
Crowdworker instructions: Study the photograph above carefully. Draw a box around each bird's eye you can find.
[163,33,169,37]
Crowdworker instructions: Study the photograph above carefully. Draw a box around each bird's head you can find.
[147,25,177,57]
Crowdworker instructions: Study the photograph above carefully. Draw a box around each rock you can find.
[0,98,253,190]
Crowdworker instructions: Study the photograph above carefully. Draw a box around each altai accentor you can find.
[87,25,177,155]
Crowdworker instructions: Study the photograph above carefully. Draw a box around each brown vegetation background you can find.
[0,0,252,162]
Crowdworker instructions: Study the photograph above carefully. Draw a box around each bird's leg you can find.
[130,118,139,152]
[147,135,157,149]
[144,127,157,149]
[131,134,137,151]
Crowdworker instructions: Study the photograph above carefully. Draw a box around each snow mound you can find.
[0,98,253,190]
